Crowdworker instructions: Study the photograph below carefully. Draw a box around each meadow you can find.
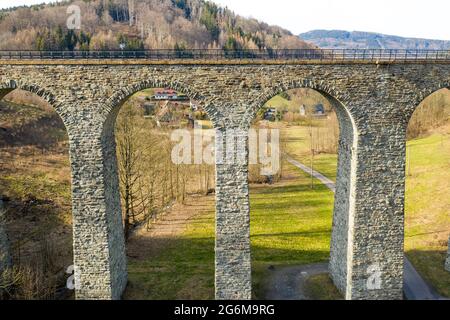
[125,123,450,299]
[124,161,335,299]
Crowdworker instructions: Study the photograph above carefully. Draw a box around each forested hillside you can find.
[299,30,450,50]
[0,0,314,50]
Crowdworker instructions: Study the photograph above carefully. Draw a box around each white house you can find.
[299,104,306,116]
[154,89,178,100]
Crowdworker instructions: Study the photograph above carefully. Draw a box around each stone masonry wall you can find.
[328,96,358,295]
[215,128,251,300]
[0,200,12,274]
[0,62,449,300]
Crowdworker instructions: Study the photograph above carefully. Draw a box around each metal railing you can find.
[0,49,449,62]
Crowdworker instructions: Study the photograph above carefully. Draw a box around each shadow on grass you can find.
[251,229,330,238]
[124,236,215,300]
[250,185,333,215]
[253,183,331,195]
[406,249,450,298]
[0,102,67,149]
[250,199,333,213]
[124,235,332,300]
[124,233,450,300]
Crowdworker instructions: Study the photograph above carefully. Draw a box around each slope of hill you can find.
[0,0,314,51]
[299,30,450,49]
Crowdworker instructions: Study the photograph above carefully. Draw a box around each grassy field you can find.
[304,274,343,300]
[251,163,335,298]
[282,125,338,181]
[282,124,450,297]
[0,100,73,299]
[124,161,335,300]
[404,131,450,297]
[0,101,72,242]
[125,196,216,300]
[124,124,449,299]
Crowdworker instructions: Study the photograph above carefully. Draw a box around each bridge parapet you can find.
[0,49,449,64]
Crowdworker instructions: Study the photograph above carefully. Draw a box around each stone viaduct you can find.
[0,55,449,300]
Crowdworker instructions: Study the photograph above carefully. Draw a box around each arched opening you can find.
[404,87,450,298]
[0,86,73,300]
[103,84,217,299]
[248,86,356,300]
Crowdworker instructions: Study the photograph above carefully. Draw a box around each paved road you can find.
[283,155,446,300]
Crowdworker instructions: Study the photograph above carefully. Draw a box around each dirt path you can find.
[126,194,215,259]
[286,156,336,192]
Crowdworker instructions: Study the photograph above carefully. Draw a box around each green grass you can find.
[304,274,343,300]
[285,126,450,297]
[251,163,335,298]
[1,173,71,202]
[125,211,216,300]
[404,132,450,297]
[284,125,450,297]
[282,126,338,181]
[265,95,291,109]
[125,161,335,300]
[124,126,450,299]
[132,89,155,98]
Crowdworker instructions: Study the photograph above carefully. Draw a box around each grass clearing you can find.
[251,163,335,298]
[284,123,450,297]
[304,273,343,300]
[125,160,336,300]
[282,125,338,181]
[124,196,216,300]
[404,132,450,297]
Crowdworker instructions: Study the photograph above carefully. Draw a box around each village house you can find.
[153,88,190,101]
[154,88,178,100]
[314,103,326,116]
[263,108,277,121]
[299,104,306,116]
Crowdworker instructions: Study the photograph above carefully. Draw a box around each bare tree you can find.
[116,102,146,240]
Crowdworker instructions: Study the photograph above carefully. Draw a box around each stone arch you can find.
[0,79,76,296]
[407,81,450,123]
[244,79,354,129]
[99,79,218,224]
[243,79,359,298]
[99,79,219,212]
[97,78,220,299]
[101,79,221,135]
[405,82,450,274]
[0,80,69,128]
